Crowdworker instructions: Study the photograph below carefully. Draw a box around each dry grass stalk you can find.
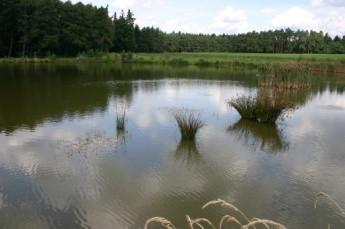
[202,199,251,223]
[314,192,345,216]
[145,199,286,229]
[172,109,205,140]
[242,219,287,229]
[219,215,242,229]
[186,215,216,229]
[144,217,176,229]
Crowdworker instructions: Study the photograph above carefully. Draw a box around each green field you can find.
[131,52,345,65]
[1,53,345,73]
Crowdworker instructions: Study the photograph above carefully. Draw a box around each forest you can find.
[1,0,345,57]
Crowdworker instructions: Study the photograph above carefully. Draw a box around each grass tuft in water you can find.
[172,109,205,141]
[229,95,288,123]
[229,88,294,124]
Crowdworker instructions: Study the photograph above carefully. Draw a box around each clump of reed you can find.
[229,95,259,121]
[259,74,312,90]
[171,109,205,141]
[229,92,293,124]
[144,198,286,229]
[258,62,312,74]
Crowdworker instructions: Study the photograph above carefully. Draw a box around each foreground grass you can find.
[144,199,286,229]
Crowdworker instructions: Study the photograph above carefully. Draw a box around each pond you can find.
[0,63,345,229]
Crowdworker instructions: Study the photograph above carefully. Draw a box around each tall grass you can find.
[172,109,205,140]
[144,199,286,229]
[229,94,291,123]
[229,85,296,124]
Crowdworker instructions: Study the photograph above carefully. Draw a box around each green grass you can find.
[131,52,345,64]
[128,52,345,73]
[1,52,345,73]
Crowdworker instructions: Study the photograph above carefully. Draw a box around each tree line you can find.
[1,0,345,57]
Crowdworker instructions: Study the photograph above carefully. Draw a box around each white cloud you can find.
[111,0,165,10]
[261,8,275,15]
[211,7,248,34]
[321,10,345,36]
[272,7,320,30]
[271,6,345,36]
[311,0,345,7]
[162,17,207,33]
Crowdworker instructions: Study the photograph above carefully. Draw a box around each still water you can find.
[0,64,345,229]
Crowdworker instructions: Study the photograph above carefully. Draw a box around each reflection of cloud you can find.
[133,112,152,129]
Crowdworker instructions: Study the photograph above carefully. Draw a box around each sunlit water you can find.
[0,64,345,229]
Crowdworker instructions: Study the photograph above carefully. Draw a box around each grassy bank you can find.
[1,52,345,73]
[131,53,345,74]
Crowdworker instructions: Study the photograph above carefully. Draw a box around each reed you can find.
[144,199,286,229]
[229,95,290,124]
[172,109,205,140]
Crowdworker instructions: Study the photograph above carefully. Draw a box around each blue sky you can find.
[68,0,345,36]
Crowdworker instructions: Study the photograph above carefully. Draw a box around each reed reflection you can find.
[174,140,201,165]
[228,119,289,153]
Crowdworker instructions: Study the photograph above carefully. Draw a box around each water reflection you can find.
[0,63,345,229]
[174,140,201,165]
[228,119,289,153]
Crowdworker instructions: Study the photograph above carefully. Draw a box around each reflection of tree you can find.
[0,65,110,134]
[228,119,289,153]
[111,82,134,106]
[174,140,201,164]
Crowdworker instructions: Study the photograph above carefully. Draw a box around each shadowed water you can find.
[0,63,345,229]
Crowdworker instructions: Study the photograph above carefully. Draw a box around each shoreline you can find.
[1,52,345,74]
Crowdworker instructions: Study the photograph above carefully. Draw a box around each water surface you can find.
[0,64,345,229]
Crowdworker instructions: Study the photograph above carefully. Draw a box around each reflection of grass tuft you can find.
[228,119,289,153]
[174,140,201,164]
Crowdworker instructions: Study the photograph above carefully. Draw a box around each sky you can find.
[66,0,345,36]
